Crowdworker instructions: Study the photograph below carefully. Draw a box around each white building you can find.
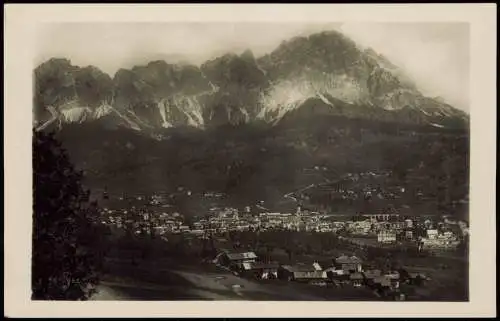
[378,230,397,243]
[427,229,439,240]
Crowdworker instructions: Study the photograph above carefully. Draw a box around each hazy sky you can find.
[36,22,469,111]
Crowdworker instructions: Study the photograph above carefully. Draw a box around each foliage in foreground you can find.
[32,130,104,300]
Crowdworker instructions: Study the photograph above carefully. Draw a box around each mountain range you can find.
[34,30,468,134]
[33,29,470,218]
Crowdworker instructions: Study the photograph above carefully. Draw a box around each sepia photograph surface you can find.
[4,4,496,318]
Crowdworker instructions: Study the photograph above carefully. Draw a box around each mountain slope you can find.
[52,114,469,219]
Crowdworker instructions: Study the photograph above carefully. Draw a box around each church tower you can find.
[296,205,302,216]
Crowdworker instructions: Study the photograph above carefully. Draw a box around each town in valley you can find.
[92,169,469,301]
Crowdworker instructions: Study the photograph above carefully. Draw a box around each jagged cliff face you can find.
[33,30,468,133]
[200,50,269,126]
[256,31,467,124]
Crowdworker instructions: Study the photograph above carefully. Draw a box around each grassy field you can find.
[93,255,380,301]
[94,229,467,301]
[96,251,467,301]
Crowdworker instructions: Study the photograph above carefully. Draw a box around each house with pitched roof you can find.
[362,269,382,286]
[373,275,392,290]
[333,255,363,273]
[278,264,327,282]
[349,272,364,287]
[216,251,258,268]
[239,262,279,279]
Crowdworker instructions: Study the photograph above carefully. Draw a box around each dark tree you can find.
[265,244,274,263]
[285,248,293,262]
[32,130,102,300]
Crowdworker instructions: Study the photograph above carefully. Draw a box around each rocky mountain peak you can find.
[240,49,256,62]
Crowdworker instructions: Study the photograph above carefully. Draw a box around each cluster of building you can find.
[298,170,409,205]
[326,171,404,202]
[99,207,191,236]
[214,250,430,300]
[99,203,346,236]
[97,190,468,253]
[340,214,468,251]
[418,229,462,251]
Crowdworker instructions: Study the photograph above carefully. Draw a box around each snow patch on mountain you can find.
[93,103,114,119]
[110,108,141,131]
[56,100,93,123]
[126,110,154,129]
[258,74,365,122]
[59,106,92,123]
[35,105,60,132]
[36,98,140,130]
[156,95,206,128]
[419,108,432,117]
[180,96,205,127]
[156,99,171,128]
[257,80,311,120]
[316,92,334,106]
[208,81,218,91]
